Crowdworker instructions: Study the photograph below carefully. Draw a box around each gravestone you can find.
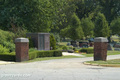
[107,43,113,50]
[71,41,78,47]
[79,42,88,48]
[94,37,108,61]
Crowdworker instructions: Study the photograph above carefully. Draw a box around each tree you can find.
[81,18,94,38]
[50,34,56,50]
[0,0,67,32]
[110,17,120,35]
[94,12,111,37]
[60,13,84,40]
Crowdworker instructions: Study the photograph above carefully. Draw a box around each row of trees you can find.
[0,0,120,41]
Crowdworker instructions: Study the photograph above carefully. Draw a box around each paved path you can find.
[0,54,120,80]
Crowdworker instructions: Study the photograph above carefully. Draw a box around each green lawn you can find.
[24,50,120,62]
[24,55,82,63]
[86,59,120,67]
[81,50,120,57]
[86,59,120,65]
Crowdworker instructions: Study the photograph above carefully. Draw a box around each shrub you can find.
[27,37,34,48]
[36,50,54,57]
[62,45,68,50]
[29,51,38,60]
[0,44,9,54]
[73,47,76,50]
[50,34,56,50]
[0,53,15,61]
[53,50,62,57]
[80,48,94,54]
[29,48,37,52]
[0,29,15,44]
[29,50,62,60]
[3,41,15,52]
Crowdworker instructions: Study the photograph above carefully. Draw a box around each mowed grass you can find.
[86,59,120,67]
[24,55,83,63]
[81,50,120,57]
[87,59,120,65]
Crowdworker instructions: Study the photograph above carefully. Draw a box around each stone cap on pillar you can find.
[94,37,108,42]
[15,38,29,43]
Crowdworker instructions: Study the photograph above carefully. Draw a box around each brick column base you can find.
[15,38,29,62]
[94,42,107,61]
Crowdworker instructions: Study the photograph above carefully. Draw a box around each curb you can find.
[0,62,15,65]
[83,62,120,67]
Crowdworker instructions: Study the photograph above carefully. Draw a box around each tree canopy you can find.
[94,12,111,37]
[0,0,67,32]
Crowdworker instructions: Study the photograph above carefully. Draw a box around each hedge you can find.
[0,53,15,61]
[80,48,94,54]
[29,50,62,60]
[0,50,62,61]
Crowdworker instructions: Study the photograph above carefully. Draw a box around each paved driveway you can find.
[0,55,120,80]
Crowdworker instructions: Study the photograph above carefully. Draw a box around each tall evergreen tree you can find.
[94,12,111,37]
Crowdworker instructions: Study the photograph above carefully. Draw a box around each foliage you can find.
[0,44,9,54]
[60,13,84,40]
[53,33,60,43]
[29,48,37,52]
[29,50,62,60]
[0,0,67,32]
[50,34,56,50]
[94,12,111,37]
[27,37,34,48]
[3,41,15,52]
[80,48,94,54]
[0,29,15,44]
[110,17,120,35]
[0,53,15,61]
[62,45,68,50]
[81,18,94,37]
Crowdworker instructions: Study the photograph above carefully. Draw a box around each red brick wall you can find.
[94,42,107,61]
[15,42,29,62]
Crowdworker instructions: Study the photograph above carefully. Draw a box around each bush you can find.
[50,34,56,50]
[29,48,37,52]
[0,29,15,44]
[0,53,15,61]
[29,50,62,60]
[62,45,68,50]
[3,41,15,52]
[29,51,38,60]
[27,37,34,48]
[80,48,94,54]
[36,50,54,57]
[53,50,62,57]
[0,44,9,54]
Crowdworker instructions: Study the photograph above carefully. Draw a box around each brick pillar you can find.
[15,38,29,62]
[94,37,108,61]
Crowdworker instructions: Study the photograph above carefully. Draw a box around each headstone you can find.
[107,43,113,50]
[71,41,78,47]
[79,42,88,48]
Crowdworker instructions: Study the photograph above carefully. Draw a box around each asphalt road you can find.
[0,55,120,80]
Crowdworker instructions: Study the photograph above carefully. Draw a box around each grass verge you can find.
[24,55,83,63]
[81,50,120,57]
[85,59,120,67]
